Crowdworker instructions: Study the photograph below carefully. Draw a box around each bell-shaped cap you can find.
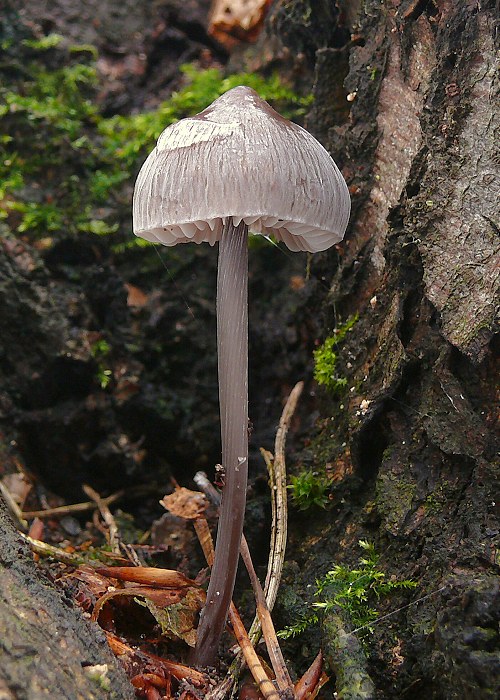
[133,86,350,253]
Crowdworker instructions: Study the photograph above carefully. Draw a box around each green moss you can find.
[99,63,312,171]
[21,33,65,50]
[1,38,311,244]
[0,48,100,238]
[279,541,417,642]
[90,339,112,389]
[376,467,416,534]
[313,315,358,393]
[288,469,329,510]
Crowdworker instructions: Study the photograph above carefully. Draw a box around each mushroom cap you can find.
[133,86,350,253]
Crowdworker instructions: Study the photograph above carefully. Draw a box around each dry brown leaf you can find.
[160,488,209,521]
[65,565,118,611]
[125,282,149,307]
[27,517,44,541]
[92,585,188,622]
[95,565,197,588]
[208,0,272,48]
[138,587,205,647]
[295,651,329,700]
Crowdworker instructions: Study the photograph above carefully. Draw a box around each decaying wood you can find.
[321,611,375,700]
[293,1,500,697]
[0,501,135,699]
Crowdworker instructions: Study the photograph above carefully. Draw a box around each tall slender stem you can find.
[193,218,249,666]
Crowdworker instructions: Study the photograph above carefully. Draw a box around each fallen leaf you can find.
[160,488,209,521]
[295,651,328,700]
[137,588,205,647]
[92,585,191,623]
[96,565,198,588]
[208,0,273,48]
[125,282,149,307]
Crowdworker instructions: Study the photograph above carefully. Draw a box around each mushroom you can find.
[133,86,350,666]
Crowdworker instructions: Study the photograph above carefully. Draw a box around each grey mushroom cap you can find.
[133,85,350,253]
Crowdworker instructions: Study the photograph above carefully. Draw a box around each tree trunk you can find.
[280,1,499,698]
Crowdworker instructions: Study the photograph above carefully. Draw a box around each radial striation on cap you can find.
[133,86,350,253]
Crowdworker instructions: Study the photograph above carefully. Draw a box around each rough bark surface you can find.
[0,502,135,699]
[277,1,499,698]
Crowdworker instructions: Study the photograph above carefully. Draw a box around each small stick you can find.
[0,480,28,531]
[194,473,293,694]
[239,536,294,694]
[193,517,280,700]
[83,484,121,555]
[265,380,303,609]
[20,532,87,565]
[120,541,143,566]
[21,490,125,519]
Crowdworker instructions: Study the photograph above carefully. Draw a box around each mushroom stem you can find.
[193,218,249,666]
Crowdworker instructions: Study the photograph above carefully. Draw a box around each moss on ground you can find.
[1,32,311,246]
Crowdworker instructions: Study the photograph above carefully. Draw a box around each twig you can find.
[193,517,280,700]
[21,490,125,519]
[82,484,121,555]
[321,609,376,700]
[266,380,303,610]
[0,480,28,531]
[19,532,87,566]
[239,536,294,694]
[120,541,143,566]
[21,483,162,520]
[194,472,293,694]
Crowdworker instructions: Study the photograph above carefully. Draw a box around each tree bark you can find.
[0,502,135,699]
[281,1,499,698]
